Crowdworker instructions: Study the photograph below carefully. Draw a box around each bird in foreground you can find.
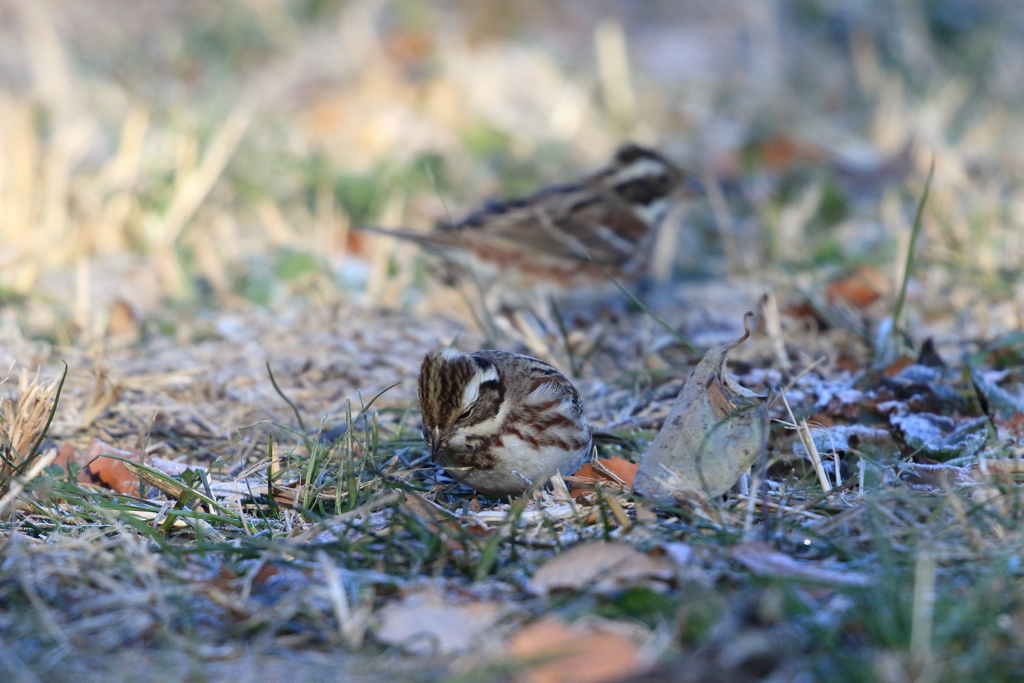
[418,347,593,497]
[361,144,697,301]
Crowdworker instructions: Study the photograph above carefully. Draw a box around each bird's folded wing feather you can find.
[433,186,650,266]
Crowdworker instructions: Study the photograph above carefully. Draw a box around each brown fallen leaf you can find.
[634,313,769,502]
[509,616,647,683]
[807,412,834,428]
[747,134,828,172]
[52,443,77,472]
[529,542,674,595]
[106,298,140,339]
[569,457,638,496]
[826,264,889,308]
[73,437,146,495]
[995,411,1024,440]
[882,354,915,377]
[375,589,504,655]
[836,353,862,373]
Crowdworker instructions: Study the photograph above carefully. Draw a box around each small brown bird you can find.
[418,348,593,497]
[361,144,696,299]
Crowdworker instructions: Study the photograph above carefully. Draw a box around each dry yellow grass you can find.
[0,372,58,481]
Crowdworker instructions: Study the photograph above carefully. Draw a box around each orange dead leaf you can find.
[76,437,146,495]
[252,564,281,585]
[382,29,436,69]
[509,616,646,683]
[752,135,827,172]
[106,299,140,339]
[570,457,638,495]
[836,353,862,373]
[346,229,372,258]
[882,354,915,377]
[52,442,77,471]
[826,279,878,308]
[826,265,889,308]
[209,564,238,592]
[807,413,835,428]
[781,299,822,322]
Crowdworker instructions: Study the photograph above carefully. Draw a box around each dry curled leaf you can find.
[509,616,647,683]
[634,313,768,502]
[106,299,140,339]
[882,354,915,377]
[569,457,638,495]
[826,264,889,308]
[375,589,504,655]
[71,437,145,495]
[529,542,674,595]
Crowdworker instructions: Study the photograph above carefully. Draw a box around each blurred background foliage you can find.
[0,0,1022,346]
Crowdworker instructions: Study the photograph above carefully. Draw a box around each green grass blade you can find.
[892,157,935,331]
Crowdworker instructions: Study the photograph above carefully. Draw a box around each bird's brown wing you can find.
[439,185,651,267]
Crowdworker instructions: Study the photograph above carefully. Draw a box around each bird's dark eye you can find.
[457,409,472,421]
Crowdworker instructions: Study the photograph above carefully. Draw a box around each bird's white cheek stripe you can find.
[612,158,668,183]
[460,366,499,407]
[459,396,511,439]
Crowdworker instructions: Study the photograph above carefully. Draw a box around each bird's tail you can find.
[352,224,460,251]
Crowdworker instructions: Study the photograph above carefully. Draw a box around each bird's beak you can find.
[428,426,443,460]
